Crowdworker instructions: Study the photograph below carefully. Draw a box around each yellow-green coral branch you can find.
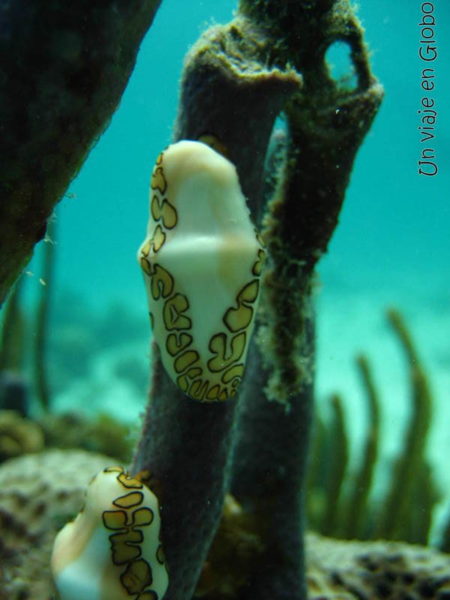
[321,394,349,536]
[376,308,433,540]
[342,354,381,539]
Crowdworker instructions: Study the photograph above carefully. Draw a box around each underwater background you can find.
[8,0,450,537]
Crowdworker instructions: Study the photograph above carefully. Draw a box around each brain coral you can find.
[306,532,450,600]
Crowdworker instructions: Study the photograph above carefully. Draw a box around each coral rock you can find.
[0,410,44,463]
[306,533,450,600]
[0,449,115,600]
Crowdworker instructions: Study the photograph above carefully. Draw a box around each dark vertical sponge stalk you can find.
[0,279,25,374]
[231,306,315,600]
[132,352,238,600]
[231,155,317,598]
[173,19,302,215]
[132,18,301,600]
[33,220,56,412]
[0,0,163,304]
[229,1,383,599]
[0,276,29,415]
[133,1,382,598]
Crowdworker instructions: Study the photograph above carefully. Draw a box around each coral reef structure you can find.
[306,533,450,600]
[0,449,116,600]
[0,410,44,463]
[2,449,450,600]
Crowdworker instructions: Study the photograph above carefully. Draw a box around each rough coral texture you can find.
[1,451,449,600]
[39,412,135,463]
[197,510,450,600]
[306,533,450,600]
[0,449,114,600]
[0,410,44,463]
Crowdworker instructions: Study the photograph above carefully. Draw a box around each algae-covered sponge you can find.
[138,140,265,402]
[51,466,168,600]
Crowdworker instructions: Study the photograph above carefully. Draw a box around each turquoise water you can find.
[3,5,450,600]
[15,0,450,513]
[43,0,449,307]
[51,0,236,309]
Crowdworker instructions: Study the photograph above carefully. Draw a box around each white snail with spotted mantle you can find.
[51,466,169,600]
[138,140,265,402]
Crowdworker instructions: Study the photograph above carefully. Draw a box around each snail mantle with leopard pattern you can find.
[138,140,265,402]
[51,466,169,600]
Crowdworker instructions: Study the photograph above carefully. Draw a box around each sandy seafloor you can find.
[7,0,449,544]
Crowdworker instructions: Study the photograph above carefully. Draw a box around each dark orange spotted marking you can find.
[163,294,191,330]
[113,491,144,510]
[207,332,246,372]
[150,265,174,301]
[166,332,193,356]
[151,166,167,195]
[120,558,153,595]
[151,195,178,229]
[100,467,166,599]
[174,350,200,374]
